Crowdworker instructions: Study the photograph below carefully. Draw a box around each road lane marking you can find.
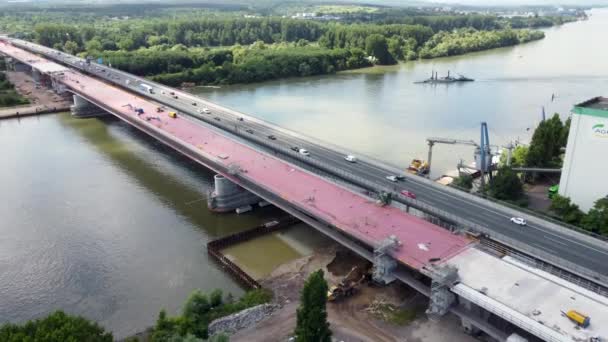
[543,235,568,246]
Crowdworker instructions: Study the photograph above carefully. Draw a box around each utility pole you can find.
[504,141,515,167]
[479,122,490,195]
[426,141,434,179]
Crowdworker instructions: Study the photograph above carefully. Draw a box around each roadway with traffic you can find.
[11,38,608,281]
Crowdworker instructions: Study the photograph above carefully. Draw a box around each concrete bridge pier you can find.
[32,68,41,84]
[207,174,261,213]
[459,298,486,335]
[70,94,107,118]
[9,60,30,72]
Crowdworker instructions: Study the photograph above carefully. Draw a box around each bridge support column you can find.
[207,174,261,213]
[426,265,458,321]
[459,298,483,335]
[32,68,41,84]
[372,235,400,284]
[70,94,107,118]
[456,296,494,337]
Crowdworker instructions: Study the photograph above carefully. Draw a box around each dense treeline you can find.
[508,15,577,28]
[319,24,433,50]
[0,311,112,342]
[32,18,326,53]
[418,28,545,59]
[149,44,370,85]
[1,8,549,86]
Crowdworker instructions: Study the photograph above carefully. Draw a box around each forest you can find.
[0,5,560,86]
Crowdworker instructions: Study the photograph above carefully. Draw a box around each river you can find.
[0,114,328,338]
[1,8,606,339]
[196,8,608,178]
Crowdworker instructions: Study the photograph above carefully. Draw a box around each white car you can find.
[201,108,211,114]
[386,175,398,182]
[344,155,357,163]
[299,149,310,156]
[510,217,527,226]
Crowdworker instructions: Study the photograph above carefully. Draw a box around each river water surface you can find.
[0,114,327,337]
[1,8,607,338]
[196,8,608,178]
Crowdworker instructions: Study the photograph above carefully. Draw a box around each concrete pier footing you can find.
[70,94,107,118]
[208,174,261,213]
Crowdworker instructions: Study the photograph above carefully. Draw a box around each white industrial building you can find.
[559,97,608,212]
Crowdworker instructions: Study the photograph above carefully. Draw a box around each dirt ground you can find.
[524,180,558,212]
[231,246,477,342]
[3,71,71,111]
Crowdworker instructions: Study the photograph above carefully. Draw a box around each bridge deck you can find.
[0,41,472,270]
[449,248,608,342]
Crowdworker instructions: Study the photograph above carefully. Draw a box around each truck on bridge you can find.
[139,83,154,94]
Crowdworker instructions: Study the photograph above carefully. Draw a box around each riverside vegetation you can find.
[0,289,271,342]
[0,3,557,87]
[0,69,29,108]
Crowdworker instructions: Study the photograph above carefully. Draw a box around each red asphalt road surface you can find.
[0,41,473,270]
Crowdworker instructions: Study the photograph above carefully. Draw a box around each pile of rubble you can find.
[208,303,279,336]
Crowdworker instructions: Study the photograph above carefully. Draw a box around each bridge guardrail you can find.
[15,37,606,246]
[14,38,608,289]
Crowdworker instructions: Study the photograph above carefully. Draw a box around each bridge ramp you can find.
[448,248,608,342]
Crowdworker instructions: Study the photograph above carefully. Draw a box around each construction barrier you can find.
[207,216,300,290]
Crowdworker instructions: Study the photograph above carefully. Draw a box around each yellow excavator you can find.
[327,266,368,302]
[407,159,429,176]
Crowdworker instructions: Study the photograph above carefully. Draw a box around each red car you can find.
[400,190,416,199]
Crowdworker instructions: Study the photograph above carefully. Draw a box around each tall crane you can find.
[426,122,492,191]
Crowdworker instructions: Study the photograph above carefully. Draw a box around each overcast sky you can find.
[429,0,608,5]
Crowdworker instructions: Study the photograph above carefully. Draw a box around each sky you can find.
[429,0,608,5]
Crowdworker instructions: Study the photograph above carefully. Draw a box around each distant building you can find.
[559,97,608,211]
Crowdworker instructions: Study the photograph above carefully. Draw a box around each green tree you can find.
[365,34,393,65]
[63,40,79,55]
[294,270,331,342]
[181,290,211,338]
[117,37,135,51]
[85,38,103,54]
[500,145,529,167]
[0,311,112,342]
[526,114,565,168]
[550,194,584,225]
[489,167,524,201]
[452,175,473,191]
[581,196,608,235]
[561,116,571,147]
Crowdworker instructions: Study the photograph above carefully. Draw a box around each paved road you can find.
[13,39,608,280]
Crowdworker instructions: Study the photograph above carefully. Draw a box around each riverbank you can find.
[0,71,70,119]
[229,245,476,342]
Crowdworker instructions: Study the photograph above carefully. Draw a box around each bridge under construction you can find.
[2,38,607,342]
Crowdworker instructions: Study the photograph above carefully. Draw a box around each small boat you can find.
[415,70,474,84]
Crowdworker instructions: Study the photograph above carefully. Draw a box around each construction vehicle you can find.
[168,111,178,119]
[376,191,392,207]
[327,266,368,302]
[407,159,429,175]
[548,185,559,199]
[563,310,590,328]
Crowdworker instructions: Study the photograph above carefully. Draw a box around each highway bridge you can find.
[2,38,608,342]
